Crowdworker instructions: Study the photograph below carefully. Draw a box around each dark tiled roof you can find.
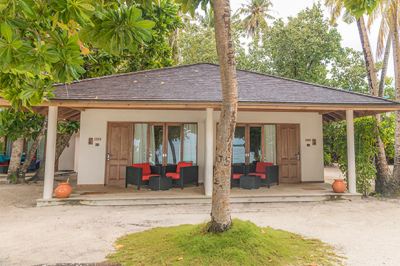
[53,63,397,106]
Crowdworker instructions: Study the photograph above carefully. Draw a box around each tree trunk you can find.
[357,16,392,193]
[357,17,379,95]
[379,34,392,97]
[7,138,24,182]
[170,26,180,64]
[0,136,5,154]
[391,17,400,190]
[208,0,238,233]
[33,132,73,180]
[375,34,393,194]
[20,119,47,177]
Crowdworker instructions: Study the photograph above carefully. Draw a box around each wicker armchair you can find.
[231,164,246,188]
[125,163,162,190]
[248,161,279,188]
[166,162,199,189]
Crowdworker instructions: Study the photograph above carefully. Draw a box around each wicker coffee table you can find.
[240,175,261,189]
[149,175,172,191]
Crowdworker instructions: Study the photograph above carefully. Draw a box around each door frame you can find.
[276,123,301,183]
[105,122,133,185]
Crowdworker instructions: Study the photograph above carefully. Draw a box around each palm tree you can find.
[236,0,274,38]
[366,0,400,193]
[208,0,238,233]
[178,0,238,232]
[325,0,392,192]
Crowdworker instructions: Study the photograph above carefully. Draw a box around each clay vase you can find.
[54,182,73,198]
[332,179,346,193]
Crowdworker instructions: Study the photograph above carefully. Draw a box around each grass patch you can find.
[107,219,342,266]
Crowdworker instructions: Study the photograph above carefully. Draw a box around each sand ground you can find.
[1,170,400,266]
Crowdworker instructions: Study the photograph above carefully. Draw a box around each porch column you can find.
[346,110,356,193]
[43,106,58,199]
[204,107,214,196]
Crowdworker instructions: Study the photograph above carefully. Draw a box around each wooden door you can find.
[105,123,132,185]
[277,124,301,183]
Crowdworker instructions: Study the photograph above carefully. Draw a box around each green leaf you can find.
[343,0,380,18]
[0,0,8,12]
[18,0,35,18]
[135,20,156,29]
[79,3,95,11]
[1,23,13,42]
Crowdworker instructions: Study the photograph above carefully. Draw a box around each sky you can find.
[230,0,395,77]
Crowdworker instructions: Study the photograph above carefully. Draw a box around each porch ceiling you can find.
[33,106,81,121]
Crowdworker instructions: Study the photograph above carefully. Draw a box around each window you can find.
[133,123,148,164]
[264,125,276,164]
[183,124,197,163]
[133,123,197,165]
[233,126,246,164]
[232,124,276,164]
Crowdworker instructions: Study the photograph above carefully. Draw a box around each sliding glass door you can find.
[133,123,197,165]
[232,124,276,165]
[249,126,262,163]
[183,124,197,163]
[133,123,148,164]
[166,125,182,164]
[149,124,164,165]
[233,126,246,164]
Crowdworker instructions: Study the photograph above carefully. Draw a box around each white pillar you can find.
[43,106,58,199]
[204,108,214,196]
[346,110,356,193]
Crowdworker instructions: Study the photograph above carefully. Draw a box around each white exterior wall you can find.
[234,111,324,182]
[77,109,324,185]
[58,133,78,171]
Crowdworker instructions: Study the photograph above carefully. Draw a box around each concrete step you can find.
[37,193,361,207]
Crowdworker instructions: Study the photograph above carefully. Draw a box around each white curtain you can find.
[183,124,197,164]
[149,125,155,164]
[133,124,148,163]
[264,125,276,164]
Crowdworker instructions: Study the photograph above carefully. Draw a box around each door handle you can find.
[106,153,111,161]
[296,153,300,160]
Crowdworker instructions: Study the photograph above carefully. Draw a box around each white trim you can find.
[43,106,58,199]
[346,110,356,193]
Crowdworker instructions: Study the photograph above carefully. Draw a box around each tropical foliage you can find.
[83,0,182,78]
[0,0,182,182]
[0,0,156,108]
[0,109,44,141]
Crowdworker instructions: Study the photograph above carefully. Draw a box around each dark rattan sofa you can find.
[166,162,199,189]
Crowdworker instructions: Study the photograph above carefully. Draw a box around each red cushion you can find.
[142,163,151,175]
[142,174,159,181]
[0,162,8,166]
[177,161,192,173]
[166,172,180,180]
[255,162,273,173]
[249,172,267,179]
[132,163,151,175]
[232,173,242,180]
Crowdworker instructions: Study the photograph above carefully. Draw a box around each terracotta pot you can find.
[332,179,346,193]
[54,182,73,198]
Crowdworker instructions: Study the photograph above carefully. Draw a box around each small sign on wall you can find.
[88,137,102,146]
[305,138,317,147]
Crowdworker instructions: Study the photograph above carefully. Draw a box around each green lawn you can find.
[107,219,342,266]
